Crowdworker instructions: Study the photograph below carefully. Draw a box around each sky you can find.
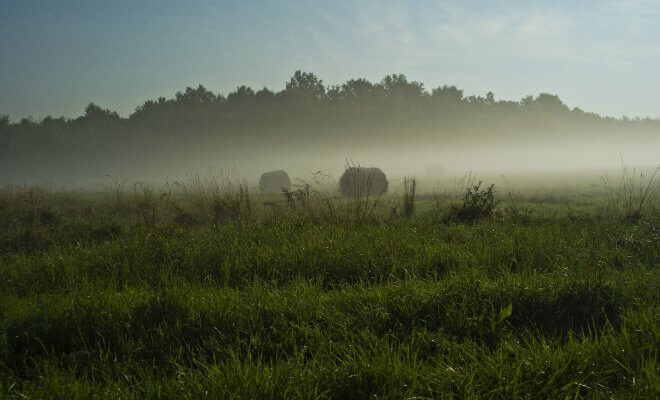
[1,0,659,121]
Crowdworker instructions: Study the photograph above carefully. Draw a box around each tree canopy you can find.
[1,70,658,181]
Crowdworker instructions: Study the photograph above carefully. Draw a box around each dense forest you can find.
[1,71,658,182]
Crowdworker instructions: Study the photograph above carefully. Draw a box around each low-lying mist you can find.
[1,72,657,187]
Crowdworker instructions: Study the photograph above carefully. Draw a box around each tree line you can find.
[1,71,658,181]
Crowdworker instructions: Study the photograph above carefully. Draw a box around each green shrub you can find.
[448,181,499,223]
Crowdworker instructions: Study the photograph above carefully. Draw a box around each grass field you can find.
[0,172,658,399]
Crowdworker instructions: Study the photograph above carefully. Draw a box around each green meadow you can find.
[0,173,658,399]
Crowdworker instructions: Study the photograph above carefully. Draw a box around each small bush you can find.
[447,181,499,223]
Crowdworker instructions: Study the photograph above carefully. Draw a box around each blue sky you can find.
[1,0,659,120]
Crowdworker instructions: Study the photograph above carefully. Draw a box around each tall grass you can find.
[401,176,417,218]
[601,162,659,221]
[0,173,658,398]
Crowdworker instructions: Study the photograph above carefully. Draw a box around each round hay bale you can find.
[424,163,446,178]
[339,167,388,198]
[259,170,291,194]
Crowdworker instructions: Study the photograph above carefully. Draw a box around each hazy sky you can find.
[2,0,659,121]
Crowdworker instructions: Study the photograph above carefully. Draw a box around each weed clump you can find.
[210,187,252,223]
[601,163,659,222]
[447,181,499,223]
[401,177,417,218]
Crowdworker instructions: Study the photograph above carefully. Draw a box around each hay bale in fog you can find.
[339,167,388,198]
[259,170,291,194]
[424,163,446,178]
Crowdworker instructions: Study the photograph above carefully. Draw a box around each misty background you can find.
[1,1,658,184]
